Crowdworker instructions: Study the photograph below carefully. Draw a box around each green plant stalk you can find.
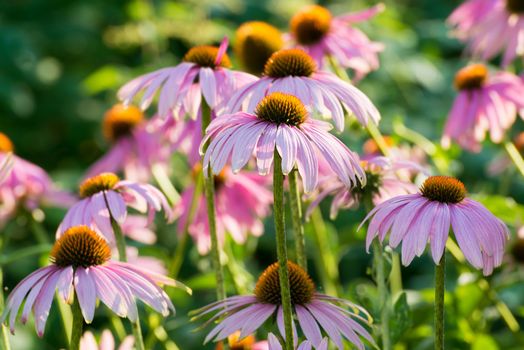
[373,241,391,350]
[288,169,307,270]
[152,163,180,205]
[273,152,294,350]
[201,100,226,301]
[389,252,403,296]
[503,140,524,177]
[0,270,11,350]
[69,297,83,350]
[105,195,146,350]
[309,208,339,296]
[434,255,445,350]
[168,172,203,278]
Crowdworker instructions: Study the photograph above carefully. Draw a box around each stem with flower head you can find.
[288,168,307,271]
[273,151,294,350]
[104,196,146,350]
[503,140,524,177]
[434,254,445,350]
[201,100,226,301]
[69,297,83,350]
[372,241,391,350]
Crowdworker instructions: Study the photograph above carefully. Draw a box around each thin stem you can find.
[0,270,11,350]
[373,241,391,350]
[309,208,339,296]
[69,297,84,350]
[389,252,403,296]
[434,254,445,350]
[201,99,226,301]
[132,319,146,350]
[152,163,180,205]
[503,140,524,177]
[273,151,294,350]
[288,169,307,271]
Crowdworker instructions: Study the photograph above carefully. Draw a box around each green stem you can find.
[373,241,391,350]
[152,163,180,206]
[503,140,524,177]
[390,252,403,296]
[273,152,294,350]
[309,208,339,296]
[288,169,307,271]
[0,270,11,350]
[168,172,203,278]
[132,319,146,350]
[435,255,445,350]
[201,99,226,301]
[69,297,84,350]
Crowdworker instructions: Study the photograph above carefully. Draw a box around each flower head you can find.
[215,331,269,350]
[118,38,256,119]
[442,64,524,152]
[193,261,374,350]
[267,333,328,350]
[0,133,74,227]
[448,0,524,66]
[1,226,189,336]
[286,4,384,80]
[307,156,423,219]
[174,165,272,254]
[85,105,171,182]
[201,93,366,193]
[235,21,284,75]
[58,172,172,244]
[80,330,134,350]
[227,48,379,131]
[361,176,509,275]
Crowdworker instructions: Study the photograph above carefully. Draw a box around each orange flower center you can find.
[103,104,143,142]
[51,226,111,268]
[454,64,488,90]
[362,136,395,155]
[183,45,231,69]
[79,172,120,198]
[263,49,317,78]
[255,92,307,126]
[235,21,284,75]
[506,0,524,14]
[254,261,315,305]
[215,332,256,350]
[0,132,14,153]
[290,5,332,45]
[420,176,466,204]
[514,132,524,156]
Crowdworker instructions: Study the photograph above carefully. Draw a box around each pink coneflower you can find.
[308,156,422,219]
[448,0,524,66]
[58,172,172,244]
[118,38,256,119]
[215,331,269,350]
[85,104,170,182]
[226,49,380,132]
[0,133,73,226]
[1,226,189,336]
[161,115,202,165]
[361,176,509,275]
[442,64,524,152]
[286,4,384,80]
[202,93,366,193]
[268,333,327,350]
[174,165,272,254]
[80,330,134,350]
[193,261,374,350]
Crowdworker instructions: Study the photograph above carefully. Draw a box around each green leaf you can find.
[472,334,499,350]
[390,292,412,344]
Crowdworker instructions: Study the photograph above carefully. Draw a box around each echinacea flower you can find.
[361,176,509,275]
[442,64,524,152]
[1,226,189,336]
[80,330,134,350]
[58,172,172,244]
[0,132,74,227]
[118,38,256,120]
[193,261,374,350]
[448,0,524,67]
[174,165,272,254]
[307,156,423,219]
[235,21,284,75]
[267,333,328,350]
[216,331,269,350]
[226,49,380,131]
[85,104,170,182]
[287,4,384,80]
[201,93,366,193]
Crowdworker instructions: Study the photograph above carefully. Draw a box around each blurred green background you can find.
[1,0,524,349]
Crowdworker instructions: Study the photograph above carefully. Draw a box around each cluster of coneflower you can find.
[0,1,520,350]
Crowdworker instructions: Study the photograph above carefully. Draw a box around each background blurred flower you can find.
[80,330,134,350]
